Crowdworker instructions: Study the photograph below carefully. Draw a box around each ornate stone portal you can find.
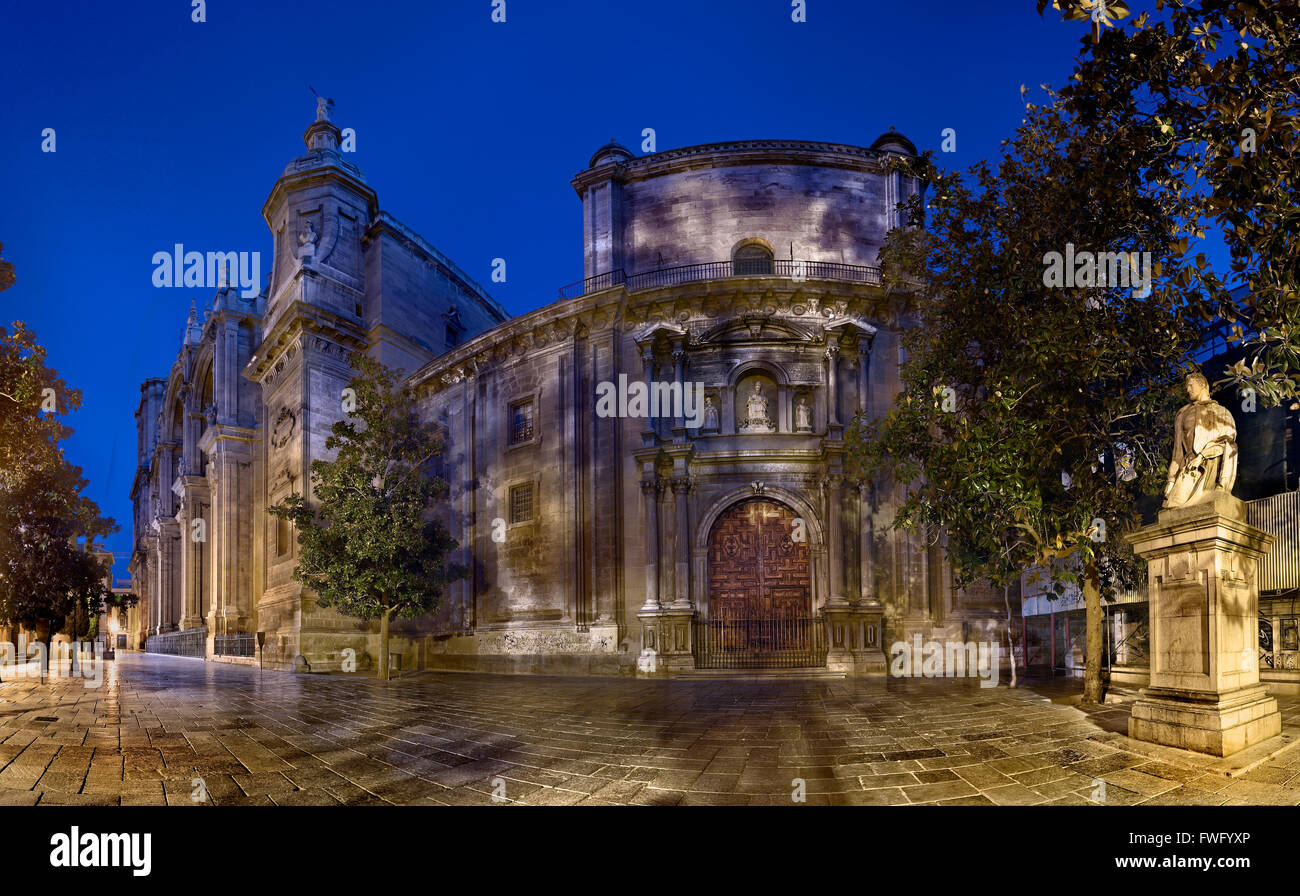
[1125,372,1281,756]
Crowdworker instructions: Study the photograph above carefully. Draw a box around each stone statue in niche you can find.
[702,394,719,431]
[740,381,774,432]
[298,222,318,259]
[795,395,812,431]
[1164,370,1238,508]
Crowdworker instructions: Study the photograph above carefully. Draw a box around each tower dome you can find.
[869,127,917,156]
[588,138,634,168]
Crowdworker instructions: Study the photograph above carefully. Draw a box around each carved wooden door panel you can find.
[707,500,810,651]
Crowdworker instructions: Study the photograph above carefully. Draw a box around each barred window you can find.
[509,399,535,445]
[509,483,534,524]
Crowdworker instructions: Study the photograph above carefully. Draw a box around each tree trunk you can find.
[1003,585,1018,688]
[1082,560,1104,704]
[377,607,391,681]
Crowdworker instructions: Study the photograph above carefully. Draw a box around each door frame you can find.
[693,486,825,621]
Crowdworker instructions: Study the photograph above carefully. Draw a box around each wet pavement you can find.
[2,653,1299,805]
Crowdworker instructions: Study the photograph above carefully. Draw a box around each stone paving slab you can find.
[2,654,1300,806]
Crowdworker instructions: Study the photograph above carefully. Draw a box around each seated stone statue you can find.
[1163,371,1238,508]
[742,381,773,432]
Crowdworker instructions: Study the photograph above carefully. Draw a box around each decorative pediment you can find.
[632,322,687,349]
[697,315,817,345]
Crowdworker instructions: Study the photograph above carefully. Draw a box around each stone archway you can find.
[703,499,814,658]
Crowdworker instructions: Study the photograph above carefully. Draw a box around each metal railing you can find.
[558,259,883,300]
[692,616,828,670]
[214,633,255,657]
[145,627,206,658]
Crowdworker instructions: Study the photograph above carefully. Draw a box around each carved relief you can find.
[270,407,297,450]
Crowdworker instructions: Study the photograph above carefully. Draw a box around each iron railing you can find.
[145,627,206,658]
[692,616,828,670]
[214,633,255,657]
[558,259,882,300]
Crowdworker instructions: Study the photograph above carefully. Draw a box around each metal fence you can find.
[1248,490,1300,592]
[145,627,206,658]
[213,633,255,657]
[692,616,828,670]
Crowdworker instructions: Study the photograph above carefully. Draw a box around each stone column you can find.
[671,477,692,609]
[178,496,202,630]
[857,339,870,416]
[671,343,686,441]
[1126,494,1281,756]
[658,476,675,604]
[825,342,841,432]
[641,347,657,444]
[823,474,848,607]
[857,482,879,607]
[640,478,661,611]
[218,319,239,425]
[156,519,180,632]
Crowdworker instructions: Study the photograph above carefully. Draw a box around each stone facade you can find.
[130,106,507,669]
[130,108,1013,676]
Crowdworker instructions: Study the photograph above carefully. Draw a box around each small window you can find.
[509,483,534,524]
[509,399,535,445]
[733,244,774,276]
[276,516,290,556]
[444,307,464,349]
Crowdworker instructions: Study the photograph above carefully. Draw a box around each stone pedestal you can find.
[1125,493,1281,756]
[636,609,695,677]
[824,604,887,675]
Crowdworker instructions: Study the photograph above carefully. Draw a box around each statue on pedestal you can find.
[1163,371,1238,509]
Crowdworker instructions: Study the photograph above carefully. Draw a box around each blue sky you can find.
[0,0,1093,578]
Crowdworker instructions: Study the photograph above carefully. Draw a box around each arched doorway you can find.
[698,499,823,668]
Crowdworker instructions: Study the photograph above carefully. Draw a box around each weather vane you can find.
[308,85,334,122]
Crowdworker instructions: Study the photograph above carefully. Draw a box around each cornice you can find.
[572,139,894,195]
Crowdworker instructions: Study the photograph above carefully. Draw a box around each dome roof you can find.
[588,138,634,168]
[869,127,917,156]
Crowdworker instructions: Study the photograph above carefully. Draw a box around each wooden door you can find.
[707,500,810,651]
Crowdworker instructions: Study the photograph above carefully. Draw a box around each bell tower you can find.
[246,98,374,670]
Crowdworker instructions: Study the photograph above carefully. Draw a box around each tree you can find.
[1040,1,1300,405]
[0,462,116,650]
[0,320,116,653]
[0,243,14,293]
[270,354,463,680]
[845,89,1203,703]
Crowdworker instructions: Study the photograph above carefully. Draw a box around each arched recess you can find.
[731,238,775,275]
[728,360,788,433]
[691,486,825,615]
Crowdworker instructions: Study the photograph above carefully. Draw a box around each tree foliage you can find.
[270,354,463,679]
[1042,0,1300,404]
[846,90,1204,701]
[0,320,116,642]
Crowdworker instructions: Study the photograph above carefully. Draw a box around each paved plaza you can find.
[1,654,1299,806]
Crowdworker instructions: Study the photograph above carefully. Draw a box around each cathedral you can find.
[129,104,1014,676]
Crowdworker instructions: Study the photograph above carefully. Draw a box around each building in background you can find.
[130,107,1017,675]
